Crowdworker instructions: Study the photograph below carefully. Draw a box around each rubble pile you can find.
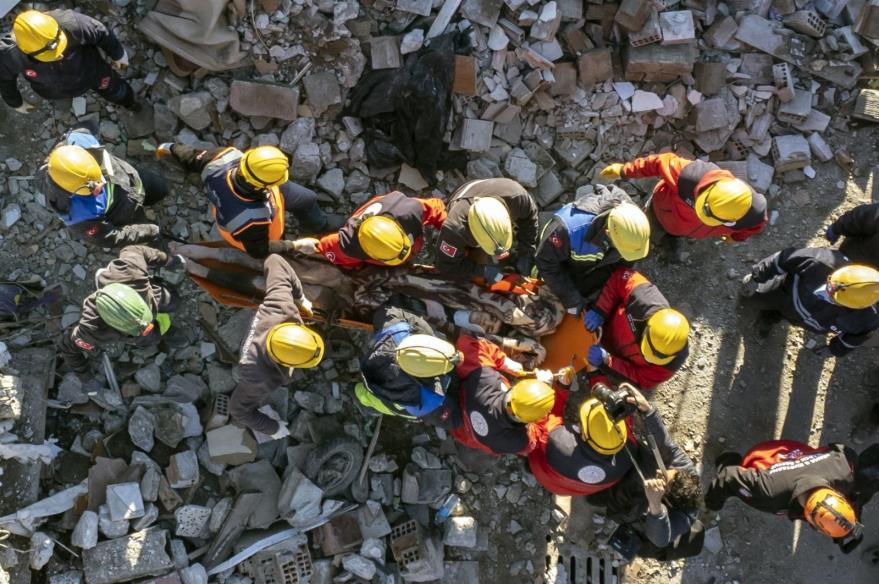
[0,0,877,582]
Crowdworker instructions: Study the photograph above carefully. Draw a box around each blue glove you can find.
[483,266,503,283]
[583,309,604,331]
[825,226,839,244]
[588,345,608,367]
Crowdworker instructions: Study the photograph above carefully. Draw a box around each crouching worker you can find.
[528,392,634,496]
[355,303,461,426]
[292,191,446,269]
[449,334,559,456]
[740,247,879,356]
[59,245,185,373]
[229,254,322,439]
[584,268,689,390]
[588,386,705,561]
[706,439,876,552]
[826,202,879,265]
[39,128,169,247]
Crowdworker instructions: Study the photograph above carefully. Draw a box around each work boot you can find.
[756,310,781,338]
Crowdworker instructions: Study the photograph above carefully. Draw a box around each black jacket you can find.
[535,185,635,309]
[59,246,172,372]
[0,10,124,107]
[229,255,306,434]
[831,203,879,265]
[750,247,879,356]
[435,178,538,280]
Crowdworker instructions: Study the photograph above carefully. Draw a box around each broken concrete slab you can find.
[174,505,211,539]
[659,10,695,45]
[458,119,494,152]
[631,90,664,112]
[166,451,199,490]
[853,89,879,123]
[229,81,299,122]
[206,425,257,466]
[72,510,99,550]
[443,516,477,548]
[225,460,281,529]
[278,467,324,527]
[615,0,652,32]
[578,49,613,88]
[167,92,214,131]
[202,493,261,570]
[461,0,503,27]
[503,149,539,188]
[772,134,812,172]
[303,71,343,116]
[106,482,145,522]
[371,36,402,70]
[82,529,174,584]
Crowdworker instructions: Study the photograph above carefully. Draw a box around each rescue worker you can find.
[535,184,651,312]
[291,191,446,269]
[229,254,321,438]
[706,439,877,552]
[826,202,879,265]
[38,127,168,246]
[59,245,185,374]
[354,303,461,426]
[528,391,634,496]
[156,142,341,258]
[588,387,705,561]
[449,334,559,456]
[584,267,690,390]
[740,247,879,356]
[435,178,539,282]
[600,153,767,244]
[0,9,137,112]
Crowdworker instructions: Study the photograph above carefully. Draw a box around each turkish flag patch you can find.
[74,338,94,351]
[24,69,37,78]
[550,234,562,248]
[439,241,458,257]
[98,76,110,90]
[85,225,99,237]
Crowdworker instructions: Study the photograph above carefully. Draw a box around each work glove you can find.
[502,357,525,377]
[535,369,553,384]
[599,163,624,180]
[739,273,759,297]
[567,305,581,316]
[297,297,314,319]
[811,344,834,358]
[826,226,839,244]
[14,102,34,114]
[155,143,173,160]
[515,255,534,277]
[557,366,574,386]
[291,238,320,255]
[483,265,504,283]
[112,49,129,70]
[164,254,187,271]
[583,309,604,331]
[588,345,608,368]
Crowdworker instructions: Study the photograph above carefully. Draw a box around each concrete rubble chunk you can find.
[0,374,23,419]
[629,10,662,48]
[167,92,214,131]
[704,15,738,49]
[371,36,402,70]
[401,29,425,54]
[615,0,651,32]
[772,134,812,172]
[229,81,299,122]
[443,516,477,548]
[503,148,539,188]
[291,143,323,181]
[83,529,174,584]
[128,406,156,452]
[133,503,159,532]
[624,43,696,82]
[853,89,879,123]
[174,505,211,539]
[659,10,695,45]
[428,0,463,39]
[72,510,99,549]
[397,0,433,16]
[166,450,199,489]
[106,482,145,522]
[696,98,731,132]
[631,90,664,112]
[855,0,879,40]
[30,532,54,570]
[278,467,324,527]
[458,118,494,152]
[578,49,613,88]
[342,554,376,579]
[226,460,282,529]
[206,424,257,466]
[303,71,343,116]
[461,0,503,27]
[777,89,812,125]
[783,10,826,38]
[317,168,346,198]
[141,467,161,502]
[98,504,129,538]
[180,564,207,584]
[773,63,795,103]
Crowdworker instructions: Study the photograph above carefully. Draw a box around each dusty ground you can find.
[1,32,879,584]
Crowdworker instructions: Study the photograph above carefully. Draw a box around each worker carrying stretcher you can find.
[584,268,690,390]
[290,191,447,269]
[601,152,767,243]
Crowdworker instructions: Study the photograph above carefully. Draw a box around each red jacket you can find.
[621,153,767,241]
[317,192,446,269]
[592,267,687,390]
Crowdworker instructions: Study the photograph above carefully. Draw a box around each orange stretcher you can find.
[184,243,598,371]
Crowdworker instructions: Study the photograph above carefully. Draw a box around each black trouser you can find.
[279,181,326,231]
[138,168,171,206]
[638,519,706,561]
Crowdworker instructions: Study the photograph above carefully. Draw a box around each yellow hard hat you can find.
[357,215,412,265]
[694,179,752,227]
[266,323,324,368]
[395,334,460,378]
[239,146,289,188]
[507,378,555,423]
[803,487,859,539]
[827,265,879,309]
[579,398,627,455]
[13,10,67,62]
[468,197,513,260]
[47,145,104,195]
[641,308,689,366]
[607,203,650,261]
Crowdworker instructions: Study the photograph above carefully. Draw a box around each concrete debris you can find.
[106,482,145,522]
[174,505,212,539]
[443,516,477,548]
[82,529,174,584]
[166,451,200,489]
[72,511,99,550]
[206,424,257,466]
[278,467,324,527]
[30,532,54,570]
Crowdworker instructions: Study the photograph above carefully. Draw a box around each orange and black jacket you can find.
[591,267,688,389]
[621,153,766,241]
